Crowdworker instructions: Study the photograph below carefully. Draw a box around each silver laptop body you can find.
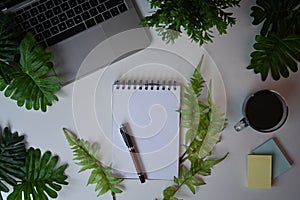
[1,0,151,85]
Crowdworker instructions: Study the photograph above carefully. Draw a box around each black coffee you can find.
[245,90,284,131]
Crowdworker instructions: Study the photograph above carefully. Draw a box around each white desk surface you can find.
[1,0,300,200]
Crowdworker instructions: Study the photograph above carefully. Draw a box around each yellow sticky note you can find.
[247,155,272,189]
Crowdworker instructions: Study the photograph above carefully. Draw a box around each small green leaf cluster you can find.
[0,126,68,200]
[140,0,241,45]
[63,128,123,199]
[248,0,300,81]
[0,15,60,112]
[162,56,227,200]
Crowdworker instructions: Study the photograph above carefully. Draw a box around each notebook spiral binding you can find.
[114,80,178,91]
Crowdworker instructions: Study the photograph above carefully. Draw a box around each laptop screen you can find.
[0,0,27,11]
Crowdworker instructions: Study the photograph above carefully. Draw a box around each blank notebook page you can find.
[111,82,180,180]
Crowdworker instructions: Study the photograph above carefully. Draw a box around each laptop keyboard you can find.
[13,0,128,46]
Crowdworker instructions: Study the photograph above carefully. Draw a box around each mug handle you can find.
[234,118,248,132]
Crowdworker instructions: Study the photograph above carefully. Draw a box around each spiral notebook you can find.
[112,80,181,180]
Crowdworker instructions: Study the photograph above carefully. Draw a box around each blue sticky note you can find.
[251,138,292,179]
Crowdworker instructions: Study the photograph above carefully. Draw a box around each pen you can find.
[119,124,146,183]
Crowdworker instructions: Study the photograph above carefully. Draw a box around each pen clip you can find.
[120,124,133,148]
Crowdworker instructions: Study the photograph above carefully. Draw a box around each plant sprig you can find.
[63,128,123,200]
[163,156,227,200]
[140,0,241,45]
[161,55,227,200]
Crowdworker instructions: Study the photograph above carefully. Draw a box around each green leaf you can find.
[63,128,123,199]
[0,32,60,112]
[250,0,300,36]
[185,179,196,194]
[249,0,300,80]
[0,13,20,83]
[202,153,229,170]
[7,147,68,200]
[163,186,177,200]
[248,34,300,81]
[0,127,26,197]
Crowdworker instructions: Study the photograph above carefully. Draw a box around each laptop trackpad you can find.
[48,26,114,85]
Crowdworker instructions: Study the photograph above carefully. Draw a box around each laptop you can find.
[1,0,151,85]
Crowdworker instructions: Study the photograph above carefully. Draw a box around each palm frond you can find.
[63,128,123,198]
[0,127,26,200]
[0,32,60,112]
[7,148,68,200]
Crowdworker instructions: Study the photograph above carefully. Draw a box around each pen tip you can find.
[139,174,146,183]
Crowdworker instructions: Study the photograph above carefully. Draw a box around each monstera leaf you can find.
[7,148,68,200]
[0,32,60,112]
[248,34,300,81]
[0,127,26,200]
[249,0,300,81]
[0,14,20,83]
[250,0,300,36]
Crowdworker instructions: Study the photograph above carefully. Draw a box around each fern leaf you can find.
[63,128,123,198]
[165,55,227,199]
[0,127,26,199]
[163,164,206,200]
[179,57,207,145]
[0,32,60,112]
[198,82,225,159]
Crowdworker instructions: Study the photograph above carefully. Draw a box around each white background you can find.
[1,0,300,200]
